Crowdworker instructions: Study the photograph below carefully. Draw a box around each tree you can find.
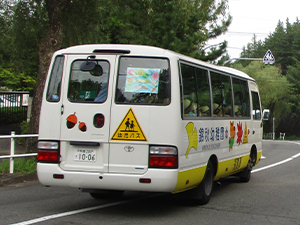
[238,35,264,67]
[232,18,300,137]
[233,61,291,134]
[2,0,232,150]
[284,60,300,136]
[24,0,69,149]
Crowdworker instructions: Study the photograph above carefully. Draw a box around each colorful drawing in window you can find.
[125,67,160,94]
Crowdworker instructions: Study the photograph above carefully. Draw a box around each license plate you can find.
[74,149,96,162]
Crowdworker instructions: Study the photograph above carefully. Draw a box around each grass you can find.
[0,157,37,174]
[283,135,300,141]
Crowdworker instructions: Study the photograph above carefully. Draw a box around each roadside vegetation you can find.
[0,157,36,174]
[227,19,300,137]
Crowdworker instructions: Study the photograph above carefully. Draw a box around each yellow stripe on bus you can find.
[173,166,206,193]
[173,152,261,193]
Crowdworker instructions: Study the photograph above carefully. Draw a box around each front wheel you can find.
[190,161,214,205]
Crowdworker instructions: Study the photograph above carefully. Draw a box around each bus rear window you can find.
[67,60,109,103]
[116,57,170,104]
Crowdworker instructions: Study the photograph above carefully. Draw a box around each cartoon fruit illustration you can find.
[66,112,77,129]
[229,121,235,151]
[127,77,133,83]
[236,122,243,145]
[79,121,87,132]
[152,72,159,79]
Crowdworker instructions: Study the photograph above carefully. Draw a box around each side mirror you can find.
[262,109,270,120]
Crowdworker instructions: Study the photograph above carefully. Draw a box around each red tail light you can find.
[38,150,59,162]
[149,155,178,168]
[38,141,60,163]
[149,146,178,169]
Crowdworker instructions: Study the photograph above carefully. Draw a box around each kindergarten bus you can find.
[37,44,269,204]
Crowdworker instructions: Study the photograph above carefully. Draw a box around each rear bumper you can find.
[37,163,178,193]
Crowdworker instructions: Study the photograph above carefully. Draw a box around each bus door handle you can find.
[61,104,64,115]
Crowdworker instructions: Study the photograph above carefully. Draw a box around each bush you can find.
[0,107,27,125]
[0,157,37,174]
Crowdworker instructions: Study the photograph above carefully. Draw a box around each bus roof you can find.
[56,44,254,81]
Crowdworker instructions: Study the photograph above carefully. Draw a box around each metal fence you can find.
[0,91,29,127]
[0,131,38,173]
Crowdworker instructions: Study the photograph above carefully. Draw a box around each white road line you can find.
[11,194,163,225]
[252,141,300,173]
[11,201,131,225]
[11,141,300,225]
[252,158,293,173]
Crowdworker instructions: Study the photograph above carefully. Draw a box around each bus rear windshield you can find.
[115,57,170,105]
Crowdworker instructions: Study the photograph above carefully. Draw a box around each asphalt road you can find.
[1,140,300,225]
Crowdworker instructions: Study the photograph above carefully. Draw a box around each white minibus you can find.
[37,44,268,204]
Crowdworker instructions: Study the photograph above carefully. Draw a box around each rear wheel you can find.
[190,161,214,205]
[239,152,255,182]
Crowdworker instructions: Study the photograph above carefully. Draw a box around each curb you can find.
[0,173,38,187]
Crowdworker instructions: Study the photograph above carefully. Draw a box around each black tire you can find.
[90,190,124,200]
[239,153,255,182]
[191,161,214,205]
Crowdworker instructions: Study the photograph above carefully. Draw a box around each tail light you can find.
[149,146,178,169]
[37,141,60,163]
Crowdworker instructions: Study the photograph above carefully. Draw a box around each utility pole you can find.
[273,117,275,141]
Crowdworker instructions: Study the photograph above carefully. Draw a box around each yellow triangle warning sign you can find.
[111,108,147,142]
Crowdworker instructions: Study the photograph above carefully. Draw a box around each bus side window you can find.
[181,64,197,116]
[232,78,250,117]
[210,72,232,117]
[181,64,211,117]
[46,55,64,102]
[195,67,211,117]
[251,92,261,120]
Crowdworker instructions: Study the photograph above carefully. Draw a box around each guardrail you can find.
[0,131,38,173]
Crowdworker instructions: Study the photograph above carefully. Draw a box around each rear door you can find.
[109,56,171,174]
[59,54,117,173]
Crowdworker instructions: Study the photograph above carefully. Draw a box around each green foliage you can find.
[0,1,43,91]
[239,19,300,75]
[0,160,9,174]
[0,0,231,92]
[20,121,30,134]
[0,157,37,174]
[0,66,36,91]
[0,0,232,138]
[238,35,265,67]
[17,121,30,146]
[233,61,291,133]
[232,18,300,137]
[62,0,231,60]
